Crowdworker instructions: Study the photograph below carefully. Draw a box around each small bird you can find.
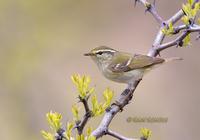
[84,46,181,84]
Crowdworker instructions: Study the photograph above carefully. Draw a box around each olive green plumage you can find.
[84,46,178,84]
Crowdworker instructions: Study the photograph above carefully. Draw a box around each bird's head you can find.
[84,46,117,67]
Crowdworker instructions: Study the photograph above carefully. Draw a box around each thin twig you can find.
[149,9,185,56]
[158,31,190,50]
[173,25,188,34]
[150,0,199,56]
[136,0,164,25]
[76,97,92,135]
[81,96,90,113]
[157,25,200,51]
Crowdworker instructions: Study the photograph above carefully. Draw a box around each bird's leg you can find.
[106,88,132,112]
[106,101,124,112]
[106,79,142,112]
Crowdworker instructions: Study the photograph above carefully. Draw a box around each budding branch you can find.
[91,0,200,139]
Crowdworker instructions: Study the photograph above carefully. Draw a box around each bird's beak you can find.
[84,52,95,56]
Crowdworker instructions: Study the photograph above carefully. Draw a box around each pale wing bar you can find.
[108,54,165,73]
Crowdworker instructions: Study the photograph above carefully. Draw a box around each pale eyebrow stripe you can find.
[95,50,116,53]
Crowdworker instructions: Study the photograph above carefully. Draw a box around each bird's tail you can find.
[144,56,183,75]
[164,57,183,63]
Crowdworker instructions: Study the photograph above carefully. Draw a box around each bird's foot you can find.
[112,100,124,112]
[106,101,123,112]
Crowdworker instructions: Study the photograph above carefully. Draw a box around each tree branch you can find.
[149,9,185,56]
[42,1,200,140]
[91,0,200,139]
[157,25,200,51]
[106,130,139,140]
[173,25,187,34]
[92,81,141,138]
[149,0,199,56]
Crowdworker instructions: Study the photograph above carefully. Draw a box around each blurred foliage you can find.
[161,0,200,47]
[71,74,114,117]
[162,0,200,35]
[161,22,174,35]
[182,0,200,24]
[183,34,191,47]
[72,105,80,121]
[91,88,114,117]
[41,74,115,140]
[41,111,96,140]
[41,131,54,140]
[140,128,152,140]
[41,74,151,140]
[1,0,199,140]
[65,122,74,140]
[46,111,62,132]
[71,74,94,99]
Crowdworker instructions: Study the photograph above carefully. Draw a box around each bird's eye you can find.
[97,52,103,55]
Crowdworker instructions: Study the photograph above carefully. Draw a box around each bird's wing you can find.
[107,53,165,73]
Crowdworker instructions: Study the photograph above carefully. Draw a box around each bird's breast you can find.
[102,68,144,84]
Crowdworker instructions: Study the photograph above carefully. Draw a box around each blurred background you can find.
[0,0,200,140]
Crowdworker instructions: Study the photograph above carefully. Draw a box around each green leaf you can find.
[183,34,191,47]
[71,74,94,99]
[76,134,85,140]
[188,0,194,6]
[182,1,200,22]
[182,3,193,19]
[86,127,92,136]
[181,16,190,25]
[182,3,190,15]
[192,2,200,16]
[91,95,99,116]
[102,88,114,109]
[91,88,114,116]
[41,131,54,140]
[71,105,80,121]
[65,122,74,140]
[198,18,200,25]
[46,111,62,132]
[96,103,104,116]
[87,135,96,140]
[168,22,173,30]
[140,128,152,139]
[91,95,104,116]
[103,88,114,102]
[161,27,167,34]
[88,87,95,95]
[161,22,174,35]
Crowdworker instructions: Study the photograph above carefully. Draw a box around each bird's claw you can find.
[111,101,123,112]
